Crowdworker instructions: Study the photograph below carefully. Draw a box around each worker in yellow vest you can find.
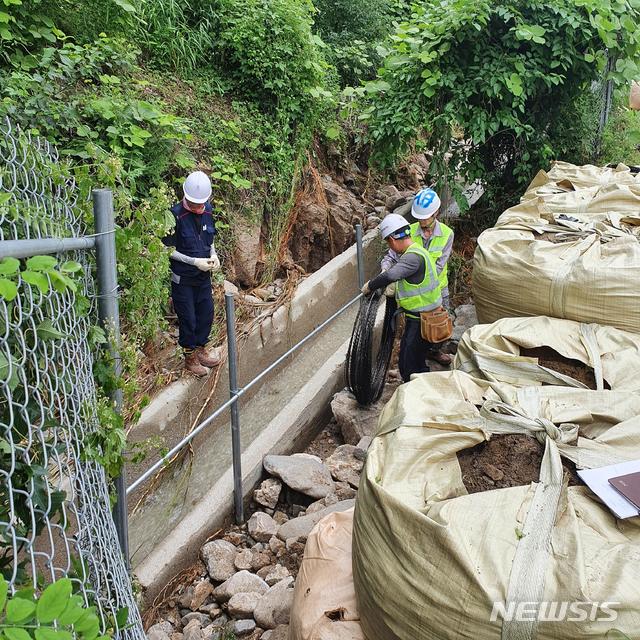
[381,187,454,365]
[361,214,442,382]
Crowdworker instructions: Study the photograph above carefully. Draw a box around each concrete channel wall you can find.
[130,229,381,602]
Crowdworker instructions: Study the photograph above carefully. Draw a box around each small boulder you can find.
[253,577,295,630]
[356,436,372,451]
[253,478,282,510]
[264,565,290,586]
[268,536,285,555]
[453,304,478,341]
[277,500,355,542]
[331,388,394,445]
[235,549,253,571]
[201,540,237,582]
[213,571,269,602]
[248,512,279,543]
[182,620,203,640]
[147,622,173,640]
[231,619,257,637]
[181,613,211,627]
[263,626,289,640]
[325,445,364,487]
[263,455,334,500]
[190,581,214,611]
[228,592,261,619]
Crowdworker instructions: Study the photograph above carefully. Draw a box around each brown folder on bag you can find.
[609,471,640,512]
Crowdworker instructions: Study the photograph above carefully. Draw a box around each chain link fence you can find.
[0,117,144,639]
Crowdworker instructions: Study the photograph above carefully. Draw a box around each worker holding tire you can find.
[361,214,443,382]
[381,187,454,365]
[162,170,222,377]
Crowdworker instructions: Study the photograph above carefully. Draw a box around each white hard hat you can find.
[380,213,411,240]
[411,188,441,219]
[183,171,212,204]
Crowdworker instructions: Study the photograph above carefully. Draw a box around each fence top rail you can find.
[0,235,97,259]
[126,291,364,495]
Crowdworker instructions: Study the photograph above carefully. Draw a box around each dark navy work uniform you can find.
[163,202,216,350]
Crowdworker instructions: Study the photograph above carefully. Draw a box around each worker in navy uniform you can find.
[163,171,221,376]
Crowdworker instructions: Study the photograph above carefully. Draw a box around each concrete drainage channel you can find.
[127,229,380,602]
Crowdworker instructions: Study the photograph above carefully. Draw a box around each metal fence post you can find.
[93,188,129,567]
[355,223,365,290]
[225,292,244,524]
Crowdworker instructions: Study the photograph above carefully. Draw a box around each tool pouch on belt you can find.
[420,307,453,343]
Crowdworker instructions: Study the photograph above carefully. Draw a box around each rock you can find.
[201,540,237,582]
[325,445,364,488]
[392,200,413,217]
[251,551,273,571]
[147,622,174,640]
[182,613,211,627]
[171,634,184,640]
[178,587,195,609]
[334,482,357,501]
[272,511,288,525]
[331,387,395,445]
[182,620,203,640]
[213,570,269,602]
[287,173,365,272]
[248,512,279,543]
[356,436,372,451]
[200,626,219,640]
[256,565,273,580]
[210,615,228,630]
[453,304,478,341]
[263,626,289,640]
[264,565,290,586]
[373,206,386,215]
[253,287,276,301]
[323,493,339,506]
[235,549,253,571]
[263,454,334,499]
[253,478,282,510]
[190,581,214,611]
[232,619,257,636]
[228,592,262,619]
[304,499,326,515]
[253,577,295,630]
[233,221,262,288]
[224,531,248,547]
[223,280,239,297]
[198,604,221,617]
[483,463,505,482]
[277,500,355,541]
[268,536,285,555]
[285,538,305,554]
[243,294,263,306]
[365,215,381,231]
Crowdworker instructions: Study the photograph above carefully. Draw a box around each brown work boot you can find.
[184,350,208,377]
[196,346,222,368]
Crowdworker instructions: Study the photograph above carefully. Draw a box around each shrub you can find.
[361,0,640,209]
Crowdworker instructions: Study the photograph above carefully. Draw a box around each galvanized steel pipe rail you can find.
[126,224,367,528]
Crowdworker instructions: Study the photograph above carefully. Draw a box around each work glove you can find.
[194,258,214,272]
[384,282,396,297]
[361,281,371,296]
[209,253,221,271]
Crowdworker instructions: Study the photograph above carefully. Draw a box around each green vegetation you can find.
[600,89,640,167]
[0,576,127,640]
[1,0,638,479]
[361,0,640,210]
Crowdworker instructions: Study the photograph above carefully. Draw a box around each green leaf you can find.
[3,628,32,640]
[26,255,57,272]
[0,257,19,275]
[0,278,18,301]
[6,597,36,623]
[0,193,12,205]
[60,261,82,274]
[36,319,68,341]
[0,578,8,612]
[506,73,523,97]
[48,271,76,294]
[113,0,136,12]
[35,629,73,640]
[36,578,72,623]
[56,595,84,626]
[325,126,340,140]
[115,606,129,629]
[21,271,50,295]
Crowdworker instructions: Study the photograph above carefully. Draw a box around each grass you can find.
[598,89,640,167]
